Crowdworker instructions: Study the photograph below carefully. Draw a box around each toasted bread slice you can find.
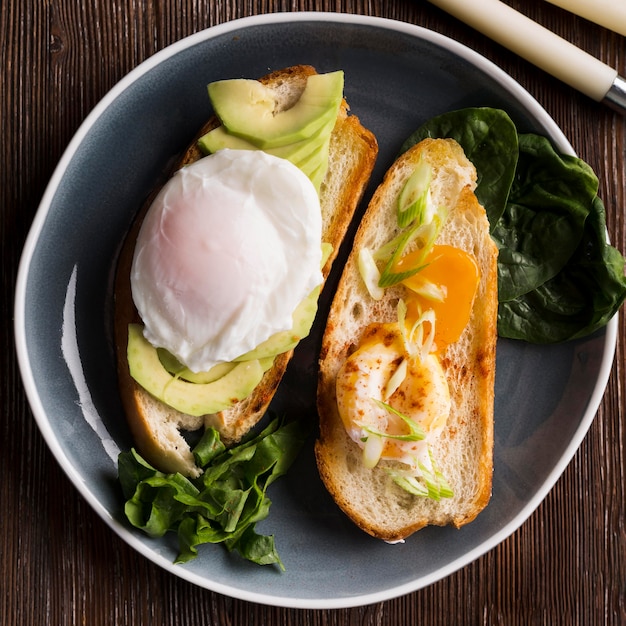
[315,138,497,540]
[114,65,378,477]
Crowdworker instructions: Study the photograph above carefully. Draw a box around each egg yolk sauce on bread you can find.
[338,158,480,498]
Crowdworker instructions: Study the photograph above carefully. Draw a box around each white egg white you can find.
[130,149,323,372]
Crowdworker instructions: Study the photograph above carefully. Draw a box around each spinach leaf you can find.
[192,427,225,466]
[400,107,518,229]
[493,134,598,302]
[498,195,626,342]
[118,415,309,569]
[401,107,626,343]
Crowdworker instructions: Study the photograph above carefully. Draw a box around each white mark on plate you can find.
[62,265,120,463]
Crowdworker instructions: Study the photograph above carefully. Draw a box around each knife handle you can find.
[544,0,626,37]
[428,0,617,101]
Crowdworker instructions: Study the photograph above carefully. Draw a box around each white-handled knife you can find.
[428,0,626,114]
[543,0,626,37]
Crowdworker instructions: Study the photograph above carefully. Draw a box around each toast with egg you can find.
[114,65,378,477]
[315,138,498,541]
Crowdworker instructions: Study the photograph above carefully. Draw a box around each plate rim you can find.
[13,11,618,609]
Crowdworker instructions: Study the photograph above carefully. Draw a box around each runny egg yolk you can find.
[394,244,480,352]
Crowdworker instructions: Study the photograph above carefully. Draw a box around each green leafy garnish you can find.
[192,427,226,466]
[118,416,309,570]
[494,134,599,302]
[499,194,626,342]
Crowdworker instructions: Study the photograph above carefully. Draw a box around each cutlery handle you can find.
[543,0,626,37]
[428,0,617,101]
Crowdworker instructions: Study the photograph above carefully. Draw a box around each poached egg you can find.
[131,149,323,373]
[335,323,451,470]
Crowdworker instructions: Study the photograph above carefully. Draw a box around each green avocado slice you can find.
[156,350,237,384]
[234,285,320,361]
[208,71,344,149]
[198,122,330,163]
[197,123,333,191]
[127,324,273,416]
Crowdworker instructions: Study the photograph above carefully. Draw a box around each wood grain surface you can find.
[2,1,625,624]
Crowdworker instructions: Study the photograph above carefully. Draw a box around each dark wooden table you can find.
[3,1,625,624]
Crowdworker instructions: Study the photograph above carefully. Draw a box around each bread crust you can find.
[114,65,378,476]
[315,138,498,540]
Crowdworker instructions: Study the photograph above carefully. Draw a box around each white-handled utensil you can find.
[543,0,626,37]
[428,0,626,114]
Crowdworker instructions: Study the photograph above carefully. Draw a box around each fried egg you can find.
[130,149,323,373]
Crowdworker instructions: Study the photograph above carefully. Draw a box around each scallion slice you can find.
[383,358,408,400]
[397,299,436,359]
[397,160,432,228]
[387,450,453,500]
[377,210,447,288]
[362,433,385,468]
[357,248,384,300]
[406,278,447,302]
[365,399,426,441]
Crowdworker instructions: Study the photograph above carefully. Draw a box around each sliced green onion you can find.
[397,298,408,323]
[418,452,454,499]
[377,224,427,288]
[377,209,447,289]
[372,228,407,263]
[389,473,429,497]
[383,358,407,400]
[406,278,447,302]
[357,248,384,300]
[410,308,437,360]
[397,160,432,228]
[397,299,415,358]
[362,433,384,468]
[387,450,453,500]
[397,299,436,359]
[365,399,425,441]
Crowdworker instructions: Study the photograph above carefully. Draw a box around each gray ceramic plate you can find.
[15,12,616,609]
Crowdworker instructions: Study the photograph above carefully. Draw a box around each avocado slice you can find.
[198,122,332,191]
[232,243,332,361]
[234,285,320,361]
[208,71,344,149]
[157,348,237,384]
[197,127,257,154]
[198,121,330,164]
[127,324,273,416]
[305,152,331,191]
[294,135,331,187]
